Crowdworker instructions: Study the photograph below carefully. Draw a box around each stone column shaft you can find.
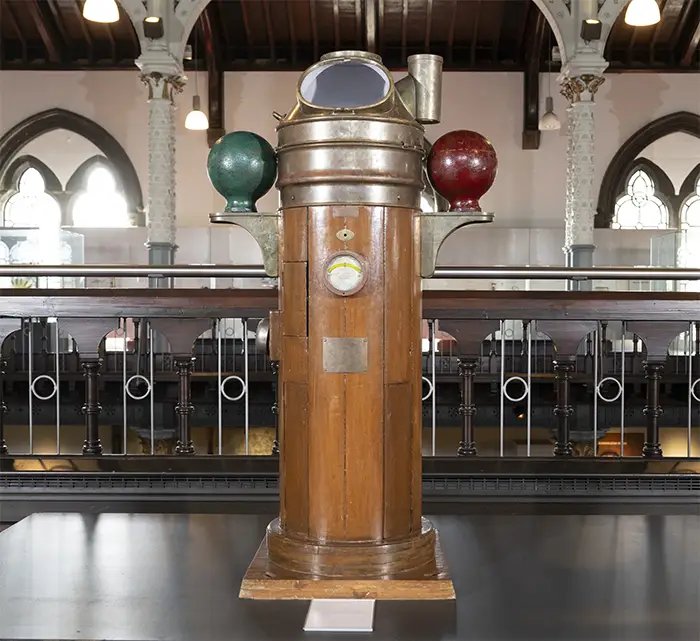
[140,71,183,276]
[561,74,604,291]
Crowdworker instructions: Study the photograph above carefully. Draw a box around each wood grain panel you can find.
[269,310,281,361]
[344,206,384,541]
[410,211,423,531]
[385,208,414,385]
[307,206,346,541]
[279,381,309,536]
[282,207,308,262]
[383,382,412,539]
[281,262,307,337]
[281,336,308,383]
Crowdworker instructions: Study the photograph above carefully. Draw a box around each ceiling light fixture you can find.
[185,28,209,131]
[539,30,561,132]
[143,15,164,39]
[624,0,661,26]
[82,0,119,23]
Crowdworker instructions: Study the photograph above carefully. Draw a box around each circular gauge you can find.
[324,252,367,296]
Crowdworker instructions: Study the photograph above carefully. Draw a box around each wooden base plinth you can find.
[239,529,454,600]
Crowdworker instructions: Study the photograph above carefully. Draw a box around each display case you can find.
[0,227,85,288]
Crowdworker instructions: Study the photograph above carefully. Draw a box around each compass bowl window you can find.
[324,252,367,296]
[299,57,391,109]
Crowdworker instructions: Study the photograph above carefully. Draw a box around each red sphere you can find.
[427,130,498,212]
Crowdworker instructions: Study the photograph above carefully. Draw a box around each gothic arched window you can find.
[611,168,671,230]
[67,158,132,228]
[1,166,62,230]
[680,176,700,230]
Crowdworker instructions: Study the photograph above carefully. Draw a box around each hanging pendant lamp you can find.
[625,0,661,26]
[83,0,120,23]
[539,30,561,132]
[185,28,209,131]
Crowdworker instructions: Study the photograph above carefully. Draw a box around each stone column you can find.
[139,69,184,277]
[561,73,604,290]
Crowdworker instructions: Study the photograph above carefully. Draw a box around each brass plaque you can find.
[322,337,368,373]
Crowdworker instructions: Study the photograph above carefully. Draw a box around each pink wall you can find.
[0,68,698,234]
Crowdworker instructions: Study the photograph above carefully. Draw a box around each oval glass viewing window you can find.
[299,60,391,108]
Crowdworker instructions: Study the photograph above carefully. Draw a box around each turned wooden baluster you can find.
[174,357,195,455]
[0,358,7,455]
[149,318,211,457]
[439,320,499,457]
[641,360,664,459]
[457,359,477,456]
[627,321,687,460]
[61,319,118,457]
[537,321,598,458]
[552,357,574,457]
[0,321,21,456]
[81,358,103,455]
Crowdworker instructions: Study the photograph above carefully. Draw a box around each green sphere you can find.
[207,131,277,213]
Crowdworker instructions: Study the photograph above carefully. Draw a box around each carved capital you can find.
[560,74,605,104]
[140,72,185,102]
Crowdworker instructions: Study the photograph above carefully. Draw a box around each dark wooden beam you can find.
[47,0,72,58]
[401,0,408,61]
[425,0,433,51]
[378,0,385,52]
[200,6,225,148]
[28,0,64,64]
[447,0,457,65]
[286,1,298,65]
[3,1,28,63]
[365,0,377,52]
[516,0,533,65]
[240,0,255,61]
[310,0,319,60]
[522,10,547,150]
[670,0,696,55]
[73,0,94,64]
[491,0,502,64]
[333,0,341,50]
[104,23,118,64]
[680,1,700,66]
[262,0,276,62]
[650,0,675,64]
[470,0,481,66]
[216,0,232,58]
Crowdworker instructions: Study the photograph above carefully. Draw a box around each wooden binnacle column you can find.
[239,50,453,599]
[272,203,430,578]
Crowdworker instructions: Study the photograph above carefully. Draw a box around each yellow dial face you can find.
[325,253,366,295]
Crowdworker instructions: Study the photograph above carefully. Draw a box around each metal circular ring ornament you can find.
[125,375,151,401]
[221,375,247,402]
[323,251,368,297]
[503,376,529,402]
[421,376,434,401]
[255,318,270,355]
[691,379,700,403]
[596,377,623,403]
[31,374,58,401]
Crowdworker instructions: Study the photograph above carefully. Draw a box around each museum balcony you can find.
[1,264,699,521]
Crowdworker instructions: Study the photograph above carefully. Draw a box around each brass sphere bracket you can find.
[209,212,280,278]
[420,211,495,278]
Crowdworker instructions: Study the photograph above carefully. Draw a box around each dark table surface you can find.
[0,508,699,641]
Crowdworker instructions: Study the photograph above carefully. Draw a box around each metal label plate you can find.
[322,337,368,373]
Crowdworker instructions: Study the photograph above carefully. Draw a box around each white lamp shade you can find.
[539,111,561,131]
[538,97,561,131]
[82,0,120,23]
[185,95,209,130]
[624,0,661,26]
